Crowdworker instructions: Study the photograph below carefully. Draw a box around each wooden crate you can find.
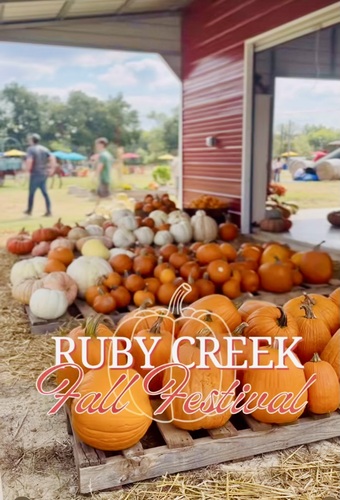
[24,279,339,334]
[65,404,340,494]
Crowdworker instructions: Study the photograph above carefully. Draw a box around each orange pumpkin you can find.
[102,272,122,289]
[218,220,239,241]
[320,329,340,380]
[295,244,333,284]
[245,306,299,347]
[144,277,161,295]
[124,274,145,293]
[48,247,74,266]
[292,268,304,286]
[294,303,332,364]
[133,254,156,277]
[116,306,176,339]
[240,270,260,293]
[93,293,116,314]
[169,248,190,269]
[133,289,156,307]
[110,286,131,309]
[232,322,253,386]
[131,317,173,391]
[180,261,201,281]
[243,344,307,424]
[304,353,340,414]
[284,293,339,335]
[196,243,223,265]
[329,287,340,307]
[207,259,231,284]
[110,254,133,274]
[85,284,109,306]
[157,283,178,306]
[260,243,291,264]
[163,341,235,430]
[258,260,293,293]
[219,243,237,262]
[71,367,152,450]
[183,294,242,333]
[239,245,262,264]
[44,259,67,273]
[195,273,216,297]
[238,299,276,322]
[56,316,122,393]
[222,279,242,299]
[178,312,226,339]
[159,243,178,261]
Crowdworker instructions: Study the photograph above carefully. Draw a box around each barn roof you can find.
[0,0,193,77]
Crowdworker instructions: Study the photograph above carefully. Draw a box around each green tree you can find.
[303,125,340,149]
[293,134,313,157]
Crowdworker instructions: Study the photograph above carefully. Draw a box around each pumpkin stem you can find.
[204,312,213,323]
[232,322,248,336]
[300,303,316,320]
[195,327,214,347]
[313,240,325,251]
[311,352,322,362]
[140,298,153,309]
[84,314,114,338]
[302,293,316,306]
[276,306,288,328]
[150,317,163,334]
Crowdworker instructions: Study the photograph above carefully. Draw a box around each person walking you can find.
[95,137,113,198]
[24,133,56,216]
[271,157,283,182]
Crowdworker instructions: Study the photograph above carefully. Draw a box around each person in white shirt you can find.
[272,157,283,182]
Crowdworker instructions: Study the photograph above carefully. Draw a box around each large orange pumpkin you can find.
[183,294,242,333]
[238,299,276,322]
[71,367,152,450]
[284,293,339,335]
[245,306,299,347]
[243,344,307,424]
[56,316,122,393]
[295,245,333,284]
[178,312,226,339]
[304,353,340,414]
[329,287,340,307]
[294,303,331,364]
[260,243,291,264]
[163,341,235,430]
[115,306,176,339]
[320,329,340,380]
[258,260,293,293]
[131,317,173,391]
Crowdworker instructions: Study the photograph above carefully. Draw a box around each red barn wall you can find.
[182,0,337,222]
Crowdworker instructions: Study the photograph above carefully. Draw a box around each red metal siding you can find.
[182,0,337,221]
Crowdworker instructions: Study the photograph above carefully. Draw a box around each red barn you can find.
[0,0,339,234]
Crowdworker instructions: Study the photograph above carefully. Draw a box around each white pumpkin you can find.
[154,230,174,246]
[170,220,193,244]
[167,210,190,225]
[104,226,117,239]
[134,226,154,246]
[50,238,75,251]
[41,272,78,305]
[111,208,134,225]
[85,214,106,227]
[191,210,218,242]
[109,248,135,259]
[68,225,88,241]
[82,239,110,260]
[112,228,136,248]
[117,214,138,231]
[10,257,48,286]
[67,256,112,298]
[85,224,104,237]
[30,288,68,320]
[12,277,44,304]
[149,210,168,227]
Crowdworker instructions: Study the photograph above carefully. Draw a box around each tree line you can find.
[0,83,179,162]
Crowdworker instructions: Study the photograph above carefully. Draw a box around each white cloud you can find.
[98,64,138,86]
[126,94,179,117]
[127,57,177,89]
[74,50,137,68]
[0,56,57,85]
[31,83,99,100]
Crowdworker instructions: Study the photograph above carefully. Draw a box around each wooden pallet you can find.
[65,403,340,494]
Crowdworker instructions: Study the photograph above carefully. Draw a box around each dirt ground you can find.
[1,250,340,500]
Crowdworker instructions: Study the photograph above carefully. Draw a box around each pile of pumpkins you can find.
[7,207,335,320]
[57,289,340,452]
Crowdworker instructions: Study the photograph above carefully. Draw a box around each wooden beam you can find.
[0,5,4,21]
[57,0,75,20]
[115,0,135,15]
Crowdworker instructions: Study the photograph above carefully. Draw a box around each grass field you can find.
[0,169,338,244]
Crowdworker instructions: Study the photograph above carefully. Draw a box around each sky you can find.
[0,42,181,129]
[274,77,340,131]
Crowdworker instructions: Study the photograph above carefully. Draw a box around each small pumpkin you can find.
[93,292,117,314]
[260,243,291,264]
[67,256,112,298]
[85,285,109,306]
[42,271,78,305]
[133,289,156,307]
[134,226,154,246]
[110,286,131,309]
[144,277,161,295]
[81,239,110,260]
[259,218,291,233]
[112,228,136,248]
[102,272,122,289]
[50,237,75,251]
[44,259,67,273]
[133,254,157,277]
[238,299,276,322]
[191,210,218,242]
[183,294,242,333]
[207,259,231,284]
[170,219,193,244]
[12,277,44,305]
[32,225,59,243]
[219,218,239,241]
[10,257,48,286]
[169,248,190,269]
[180,261,201,281]
[54,218,71,236]
[32,241,51,256]
[304,353,340,414]
[124,274,145,293]
[67,224,88,241]
[110,254,133,274]
[222,279,242,299]
[296,242,333,284]
[6,229,35,255]
[154,230,174,246]
[157,282,177,305]
[48,247,74,266]
[196,243,223,265]
[240,270,260,293]
[219,243,237,262]
[159,243,178,261]
[195,273,216,297]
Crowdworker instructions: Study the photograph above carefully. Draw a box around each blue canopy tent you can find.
[52,151,69,160]
[52,151,86,161]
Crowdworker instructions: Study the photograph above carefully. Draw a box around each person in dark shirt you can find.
[24,134,56,216]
